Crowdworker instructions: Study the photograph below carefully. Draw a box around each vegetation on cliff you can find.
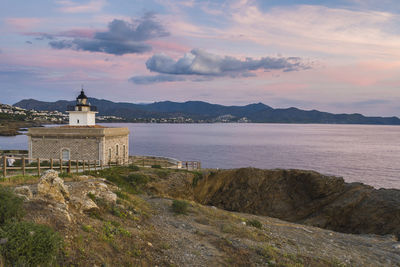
[0,166,399,266]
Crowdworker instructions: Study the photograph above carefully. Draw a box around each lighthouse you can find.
[28,88,130,164]
[67,89,97,126]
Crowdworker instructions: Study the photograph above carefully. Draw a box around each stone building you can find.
[27,90,129,164]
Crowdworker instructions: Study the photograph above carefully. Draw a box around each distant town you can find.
[0,102,251,124]
[0,103,127,123]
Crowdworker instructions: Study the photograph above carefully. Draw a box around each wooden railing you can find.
[130,155,201,170]
[1,156,129,178]
[1,155,201,178]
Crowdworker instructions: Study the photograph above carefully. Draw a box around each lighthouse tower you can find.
[67,89,98,126]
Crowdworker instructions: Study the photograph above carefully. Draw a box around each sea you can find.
[1,123,399,189]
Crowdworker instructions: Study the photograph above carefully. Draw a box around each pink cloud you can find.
[4,17,45,31]
[56,0,106,13]
[321,61,400,87]
[147,39,190,54]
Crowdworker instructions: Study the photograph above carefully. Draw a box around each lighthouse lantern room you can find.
[67,89,98,126]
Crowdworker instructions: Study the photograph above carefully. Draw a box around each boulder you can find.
[69,180,117,206]
[68,178,117,213]
[14,186,33,200]
[69,196,99,213]
[37,170,69,204]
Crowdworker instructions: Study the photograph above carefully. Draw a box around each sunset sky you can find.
[1,0,400,116]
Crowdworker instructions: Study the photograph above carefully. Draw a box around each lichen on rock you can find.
[14,186,33,200]
[37,170,70,204]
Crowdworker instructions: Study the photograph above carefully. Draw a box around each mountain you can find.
[14,98,400,124]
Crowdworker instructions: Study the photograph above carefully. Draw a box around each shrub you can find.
[0,186,25,225]
[151,164,162,169]
[87,192,96,201]
[115,190,128,200]
[128,165,140,171]
[0,222,62,266]
[247,219,262,229]
[191,171,203,187]
[171,200,189,215]
[126,173,149,187]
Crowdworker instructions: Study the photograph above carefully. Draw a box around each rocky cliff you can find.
[2,167,400,266]
[193,168,400,237]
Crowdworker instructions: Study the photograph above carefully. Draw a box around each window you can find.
[108,148,112,160]
[116,145,119,156]
[77,119,80,124]
[61,149,70,161]
[123,145,126,159]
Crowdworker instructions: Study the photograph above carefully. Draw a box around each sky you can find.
[1,0,400,116]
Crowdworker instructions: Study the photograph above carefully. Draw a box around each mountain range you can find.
[14,98,400,124]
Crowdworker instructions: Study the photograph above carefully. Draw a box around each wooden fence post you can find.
[50,158,53,170]
[3,156,6,178]
[22,157,25,176]
[83,160,85,172]
[60,158,63,173]
[76,160,79,173]
[37,158,40,176]
[68,160,72,174]
[88,160,91,172]
[100,160,103,170]
[94,160,97,171]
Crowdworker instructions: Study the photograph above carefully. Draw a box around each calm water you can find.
[0,123,399,189]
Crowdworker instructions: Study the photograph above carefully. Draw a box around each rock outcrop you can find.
[21,171,118,225]
[14,185,33,200]
[68,176,117,213]
[37,170,70,203]
[193,168,400,237]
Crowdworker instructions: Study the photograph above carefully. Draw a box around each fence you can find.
[1,156,127,178]
[130,155,201,170]
[1,155,201,178]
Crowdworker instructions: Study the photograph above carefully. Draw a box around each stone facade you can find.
[28,126,129,164]
[104,134,129,164]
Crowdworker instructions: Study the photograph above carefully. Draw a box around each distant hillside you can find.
[14,98,400,124]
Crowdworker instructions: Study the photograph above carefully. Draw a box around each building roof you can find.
[77,89,88,100]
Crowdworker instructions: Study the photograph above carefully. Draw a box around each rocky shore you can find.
[0,121,43,136]
[193,168,400,237]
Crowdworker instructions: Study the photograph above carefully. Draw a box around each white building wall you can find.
[68,111,97,126]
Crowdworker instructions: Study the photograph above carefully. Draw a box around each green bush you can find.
[87,192,96,201]
[128,165,140,171]
[171,200,189,215]
[126,173,149,187]
[247,219,262,229]
[0,222,62,266]
[0,186,25,225]
[151,164,162,169]
[191,171,203,187]
[115,191,128,200]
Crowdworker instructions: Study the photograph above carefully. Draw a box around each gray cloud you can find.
[129,74,185,85]
[25,41,33,44]
[95,13,169,42]
[35,33,55,40]
[146,49,310,76]
[50,39,151,55]
[49,13,168,55]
